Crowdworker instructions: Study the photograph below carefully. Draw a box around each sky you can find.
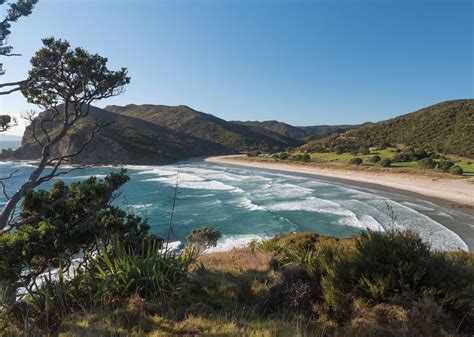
[0,0,472,136]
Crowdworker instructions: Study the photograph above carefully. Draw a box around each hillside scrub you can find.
[2,225,473,336]
[302,100,474,158]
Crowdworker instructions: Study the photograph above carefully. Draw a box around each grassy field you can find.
[249,149,474,177]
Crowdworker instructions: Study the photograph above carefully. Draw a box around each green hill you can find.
[11,104,302,165]
[105,104,302,151]
[233,120,367,141]
[302,99,474,158]
[13,106,231,165]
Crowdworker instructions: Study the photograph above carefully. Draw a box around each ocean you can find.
[0,139,21,150]
[0,160,472,251]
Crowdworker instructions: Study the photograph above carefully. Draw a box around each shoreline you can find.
[205,155,474,218]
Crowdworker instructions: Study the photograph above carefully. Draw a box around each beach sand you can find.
[205,155,474,217]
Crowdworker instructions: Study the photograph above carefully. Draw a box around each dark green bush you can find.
[418,158,436,169]
[186,226,222,256]
[379,159,392,167]
[349,157,363,166]
[369,155,381,163]
[261,230,474,333]
[438,160,454,171]
[359,148,370,155]
[449,165,463,175]
[247,150,261,157]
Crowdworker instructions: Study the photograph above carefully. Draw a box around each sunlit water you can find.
[0,160,472,252]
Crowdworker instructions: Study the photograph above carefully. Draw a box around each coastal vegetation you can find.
[302,100,474,159]
[244,147,474,177]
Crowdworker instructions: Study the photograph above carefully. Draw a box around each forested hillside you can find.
[302,100,474,158]
[233,120,368,141]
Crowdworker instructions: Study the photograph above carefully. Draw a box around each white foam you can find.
[207,234,263,252]
[61,174,107,180]
[128,203,153,209]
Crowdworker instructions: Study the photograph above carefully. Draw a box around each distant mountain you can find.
[302,99,474,158]
[12,106,231,165]
[300,123,373,140]
[105,104,302,151]
[233,120,369,141]
[8,104,301,164]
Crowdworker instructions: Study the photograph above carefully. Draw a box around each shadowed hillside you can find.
[13,106,232,165]
[233,120,369,141]
[105,104,302,151]
[302,99,474,158]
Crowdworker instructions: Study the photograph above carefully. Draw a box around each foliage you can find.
[379,158,392,167]
[369,155,381,163]
[418,157,437,169]
[259,230,474,334]
[302,100,474,158]
[349,157,363,165]
[359,147,370,155]
[185,226,222,257]
[3,230,472,336]
[0,0,38,75]
[91,238,189,300]
[0,170,150,292]
[22,37,130,108]
[449,165,464,175]
[438,160,454,171]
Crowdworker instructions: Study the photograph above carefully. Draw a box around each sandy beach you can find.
[205,155,474,216]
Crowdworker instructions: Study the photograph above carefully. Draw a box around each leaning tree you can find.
[0,0,39,131]
[0,37,130,232]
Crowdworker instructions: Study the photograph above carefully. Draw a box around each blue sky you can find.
[0,0,472,135]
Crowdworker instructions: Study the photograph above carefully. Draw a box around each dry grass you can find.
[197,247,272,274]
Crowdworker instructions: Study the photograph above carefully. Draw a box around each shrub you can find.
[185,226,222,257]
[379,159,392,167]
[418,158,436,169]
[91,238,189,299]
[247,150,261,157]
[438,160,454,171]
[449,165,463,175]
[0,171,151,296]
[349,157,363,166]
[369,155,381,163]
[359,148,370,155]
[301,153,311,162]
[289,154,302,161]
[279,152,289,160]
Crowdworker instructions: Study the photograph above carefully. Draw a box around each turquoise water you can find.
[0,160,472,251]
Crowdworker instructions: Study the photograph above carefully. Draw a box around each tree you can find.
[380,158,392,167]
[0,0,38,131]
[0,37,130,232]
[417,158,436,169]
[185,226,222,257]
[369,155,381,163]
[449,165,463,176]
[349,157,363,166]
[0,171,150,299]
[438,160,454,172]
